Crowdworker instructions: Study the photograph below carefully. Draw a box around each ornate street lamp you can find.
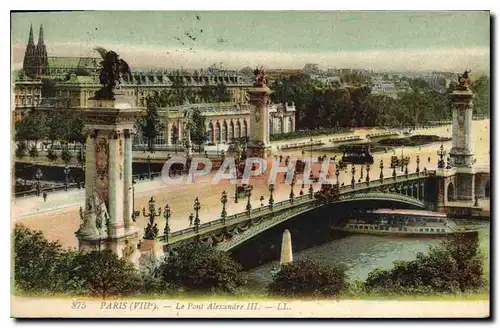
[163,204,171,242]
[220,190,228,225]
[142,197,162,240]
[193,197,201,233]
[335,165,340,187]
[63,165,71,191]
[35,168,43,197]
[309,137,313,164]
[147,154,152,180]
[308,171,314,198]
[416,155,420,175]
[366,163,370,185]
[404,157,409,177]
[268,183,275,210]
[400,146,405,172]
[360,165,364,180]
[245,185,253,214]
[289,173,296,202]
[351,165,356,188]
[130,178,138,222]
[392,165,397,180]
[379,160,384,183]
[437,143,446,169]
[234,183,239,204]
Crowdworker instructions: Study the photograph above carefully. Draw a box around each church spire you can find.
[28,24,34,45]
[35,24,48,76]
[37,24,44,45]
[23,24,37,77]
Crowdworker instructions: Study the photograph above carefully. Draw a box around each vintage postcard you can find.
[10,11,490,318]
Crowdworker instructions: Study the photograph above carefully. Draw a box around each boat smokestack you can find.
[280,229,293,266]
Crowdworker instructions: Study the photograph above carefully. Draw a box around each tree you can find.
[15,141,27,159]
[271,74,322,129]
[47,148,58,161]
[61,148,72,164]
[158,244,246,293]
[409,78,431,92]
[214,83,230,102]
[29,145,38,160]
[169,72,192,106]
[136,102,164,152]
[199,83,215,103]
[470,75,490,117]
[365,233,485,294]
[13,224,84,293]
[189,108,208,152]
[268,259,347,298]
[41,78,57,98]
[15,111,47,147]
[74,250,142,299]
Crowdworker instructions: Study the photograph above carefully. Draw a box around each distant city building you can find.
[302,64,320,75]
[12,70,43,121]
[370,77,398,98]
[21,25,100,79]
[420,74,447,92]
[14,25,296,147]
[309,74,343,87]
[132,102,296,149]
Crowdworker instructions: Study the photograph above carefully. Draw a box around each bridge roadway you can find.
[13,120,489,249]
[161,172,428,251]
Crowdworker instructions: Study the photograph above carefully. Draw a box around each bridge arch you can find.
[216,192,425,252]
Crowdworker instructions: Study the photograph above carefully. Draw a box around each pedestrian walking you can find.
[189,213,194,226]
[428,156,431,163]
[43,191,47,202]
[260,196,264,207]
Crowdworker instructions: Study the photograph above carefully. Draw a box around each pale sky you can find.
[11,11,490,72]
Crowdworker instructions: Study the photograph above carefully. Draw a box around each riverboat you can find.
[331,209,458,236]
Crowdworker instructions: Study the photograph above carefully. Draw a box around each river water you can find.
[244,119,491,289]
[244,226,490,289]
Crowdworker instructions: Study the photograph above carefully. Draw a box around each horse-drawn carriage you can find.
[235,184,252,199]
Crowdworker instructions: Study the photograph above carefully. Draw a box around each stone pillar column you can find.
[218,122,222,143]
[123,129,133,231]
[166,124,171,145]
[178,122,183,143]
[107,132,125,238]
[84,130,97,201]
[247,85,271,158]
[450,79,474,168]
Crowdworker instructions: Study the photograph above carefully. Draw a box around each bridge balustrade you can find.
[159,171,431,245]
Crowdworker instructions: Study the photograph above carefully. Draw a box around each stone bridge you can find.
[159,171,431,252]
